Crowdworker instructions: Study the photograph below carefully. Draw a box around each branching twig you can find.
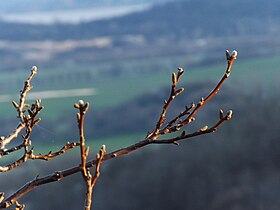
[29,142,80,160]
[0,50,237,209]
[74,100,106,210]
[156,50,237,137]
[84,146,106,210]
[74,100,90,180]
[146,67,185,139]
[0,142,80,173]
[0,66,79,174]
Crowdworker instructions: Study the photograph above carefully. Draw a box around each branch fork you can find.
[74,100,106,210]
[0,50,237,209]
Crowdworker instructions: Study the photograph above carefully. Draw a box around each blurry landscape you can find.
[0,0,279,209]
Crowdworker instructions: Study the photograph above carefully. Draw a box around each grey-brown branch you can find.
[0,50,237,209]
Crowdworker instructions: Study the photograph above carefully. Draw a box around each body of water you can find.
[0,4,150,24]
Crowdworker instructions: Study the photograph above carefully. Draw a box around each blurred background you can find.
[0,0,279,209]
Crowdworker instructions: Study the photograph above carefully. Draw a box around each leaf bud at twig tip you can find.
[164,99,167,104]
[101,144,106,152]
[175,87,184,96]
[225,50,231,60]
[31,66,38,73]
[178,67,184,74]
[74,103,79,109]
[219,109,224,119]
[172,72,177,84]
[0,192,4,203]
[12,101,19,108]
[200,126,208,132]
[231,50,238,59]
[78,100,84,106]
[226,110,233,119]
[85,147,89,156]
[173,141,179,145]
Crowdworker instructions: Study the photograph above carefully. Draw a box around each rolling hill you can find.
[0,0,279,41]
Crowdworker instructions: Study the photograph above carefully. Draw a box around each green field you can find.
[1,53,279,164]
[0,54,279,120]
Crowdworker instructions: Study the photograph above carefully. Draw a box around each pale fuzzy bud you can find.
[172,72,177,84]
[85,147,89,157]
[31,66,38,73]
[219,109,224,119]
[200,126,208,132]
[226,110,233,119]
[0,192,4,202]
[177,67,184,74]
[78,100,84,106]
[225,50,231,60]
[101,144,106,152]
[231,50,238,59]
[175,87,184,96]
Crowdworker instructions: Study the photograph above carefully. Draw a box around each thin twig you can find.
[0,107,232,207]
[17,66,38,122]
[0,67,78,173]
[74,100,90,181]
[0,142,80,172]
[29,142,80,160]
[0,66,38,150]
[147,67,185,139]
[84,145,106,210]
[158,50,237,135]
[0,50,237,209]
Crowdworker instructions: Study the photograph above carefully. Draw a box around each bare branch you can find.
[84,145,106,210]
[0,123,25,150]
[147,67,185,139]
[0,66,78,172]
[18,66,38,122]
[0,142,79,173]
[29,142,80,160]
[91,145,106,189]
[74,99,106,210]
[0,50,237,209]
[154,109,233,144]
[158,50,237,135]
[74,100,90,181]
[0,66,38,150]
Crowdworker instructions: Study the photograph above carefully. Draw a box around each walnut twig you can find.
[0,66,79,173]
[0,50,237,209]
[74,100,106,210]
